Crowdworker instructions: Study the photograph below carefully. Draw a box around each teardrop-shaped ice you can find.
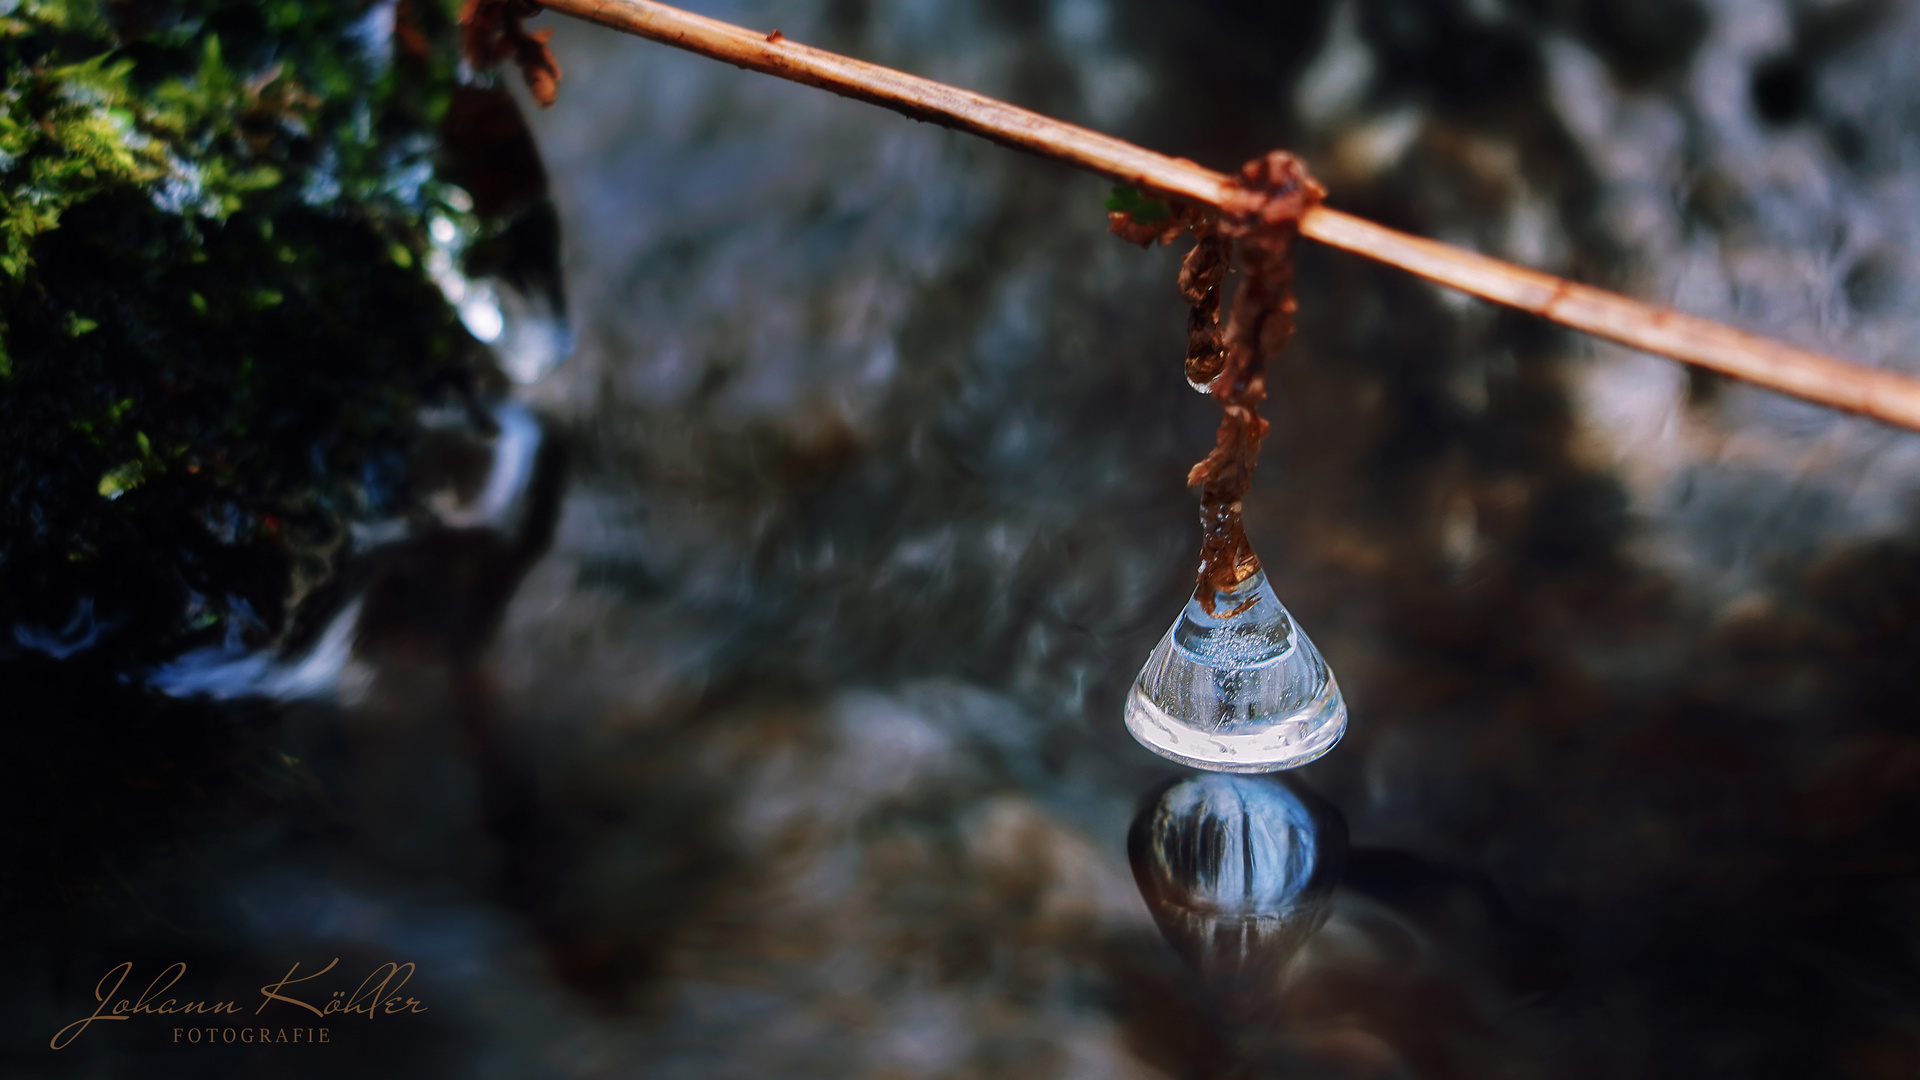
[1125,567,1346,772]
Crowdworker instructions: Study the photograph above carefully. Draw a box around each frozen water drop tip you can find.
[1124,567,1347,772]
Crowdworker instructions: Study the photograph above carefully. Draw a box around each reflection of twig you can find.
[532,0,1920,434]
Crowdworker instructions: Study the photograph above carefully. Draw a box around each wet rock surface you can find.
[11,0,1920,1076]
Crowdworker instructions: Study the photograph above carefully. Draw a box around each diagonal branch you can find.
[526,0,1920,434]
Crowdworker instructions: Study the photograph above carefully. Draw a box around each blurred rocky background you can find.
[10,0,1920,1077]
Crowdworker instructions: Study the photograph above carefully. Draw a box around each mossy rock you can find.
[0,0,499,664]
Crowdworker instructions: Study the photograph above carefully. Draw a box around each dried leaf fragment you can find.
[460,0,563,108]
[1178,227,1230,389]
[1105,185,1188,247]
[1109,152,1324,610]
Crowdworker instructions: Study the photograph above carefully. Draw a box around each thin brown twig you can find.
[529,0,1920,435]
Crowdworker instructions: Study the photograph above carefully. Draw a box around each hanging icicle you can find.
[1117,153,1349,774]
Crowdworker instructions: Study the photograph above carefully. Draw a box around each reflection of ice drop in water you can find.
[1128,774,1345,994]
[1125,566,1347,772]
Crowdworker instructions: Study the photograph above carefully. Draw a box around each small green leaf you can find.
[1104,184,1173,224]
[98,461,143,499]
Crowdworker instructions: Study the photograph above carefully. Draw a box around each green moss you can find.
[0,0,487,662]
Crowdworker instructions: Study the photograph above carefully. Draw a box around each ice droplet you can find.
[1124,566,1347,772]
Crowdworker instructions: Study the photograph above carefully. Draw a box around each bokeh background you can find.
[11,0,1920,1076]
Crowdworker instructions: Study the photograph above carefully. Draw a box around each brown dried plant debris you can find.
[460,0,563,107]
[1106,197,1227,390]
[394,0,435,62]
[1109,152,1325,612]
[1107,208,1187,247]
[1178,226,1230,391]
